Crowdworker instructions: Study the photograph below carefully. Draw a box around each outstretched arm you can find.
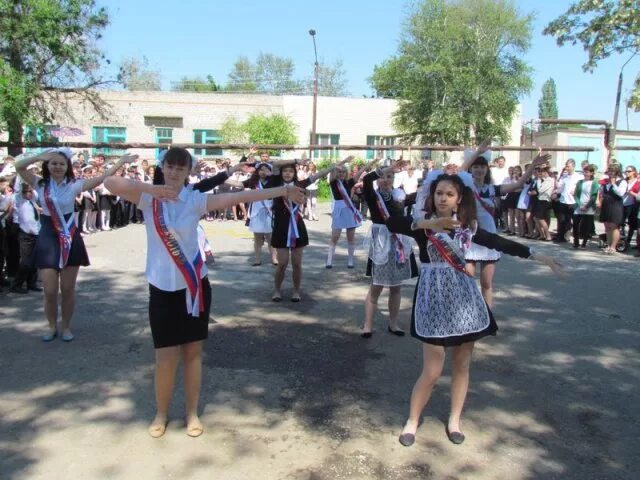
[473,228,566,276]
[206,184,305,212]
[104,176,179,204]
[83,154,136,190]
[308,156,353,183]
[500,153,552,194]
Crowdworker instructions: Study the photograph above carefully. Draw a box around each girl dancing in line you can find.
[105,147,305,438]
[326,163,363,268]
[387,172,564,447]
[269,157,352,302]
[361,159,418,338]
[15,148,132,342]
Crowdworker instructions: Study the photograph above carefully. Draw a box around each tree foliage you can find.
[312,59,349,96]
[538,78,558,129]
[118,56,161,91]
[544,0,640,111]
[172,75,219,92]
[0,0,111,155]
[225,52,349,96]
[370,0,533,145]
[219,113,297,155]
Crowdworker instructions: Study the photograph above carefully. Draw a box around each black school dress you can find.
[268,175,311,248]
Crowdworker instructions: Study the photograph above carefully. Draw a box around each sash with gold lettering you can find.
[43,181,77,269]
[336,179,363,224]
[374,189,406,263]
[152,199,204,317]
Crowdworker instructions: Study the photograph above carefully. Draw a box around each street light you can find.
[610,52,637,161]
[309,29,319,160]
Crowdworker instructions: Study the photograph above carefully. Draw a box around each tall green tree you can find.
[0,0,111,155]
[226,56,258,92]
[226,53,302,94]
[219,113,297,155]
[118,56,161,91]
[544,0,640,111]
[538,78,558,130]
[172,75,219,92]
[312,59,349,96]
[370,0,533,145]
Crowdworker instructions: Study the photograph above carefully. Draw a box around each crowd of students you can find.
[0,145,634,445]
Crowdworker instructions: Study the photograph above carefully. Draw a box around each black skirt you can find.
[34,214,90,270]
[534,200,551,221]
[503,191,519,210]
[148,279,212,349]
[599,194,624,225]
[271,212,309,248]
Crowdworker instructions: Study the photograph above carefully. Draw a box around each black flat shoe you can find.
[398,433,415,447]
[387,326,405,336]
[445,426,465,444]
[28,285,43,292]
[360,331,372,339]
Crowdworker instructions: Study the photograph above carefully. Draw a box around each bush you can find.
[313,156,367,201]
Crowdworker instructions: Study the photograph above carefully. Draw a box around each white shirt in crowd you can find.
[31,178,85,216]
[401,171,420,195]
[17,199,40,235]
[575,180,596,215]
[393,170,406,189]
[555,171,583,205]
[491,166,510,185]
[138,187,209,291]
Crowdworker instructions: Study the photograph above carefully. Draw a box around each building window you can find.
[312,133,340,159]
[366,135,395,160]
[155,128,173,159]
[24,125,60,153]
[193,129,223,156]
[92,127,127,156]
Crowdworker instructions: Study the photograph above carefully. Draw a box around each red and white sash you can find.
[473,188,496,218]
[43,181,77,269]
[152,199,204,317]
[336,180,363,224]
[374,189,406,263]
[425,230,470,276]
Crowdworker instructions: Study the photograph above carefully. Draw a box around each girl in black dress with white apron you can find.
[388,173,564,447]
[361,160,418,338]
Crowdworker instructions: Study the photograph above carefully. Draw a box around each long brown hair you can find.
[424,174,478,228]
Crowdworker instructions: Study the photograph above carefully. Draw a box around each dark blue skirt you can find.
[34,214,90,270]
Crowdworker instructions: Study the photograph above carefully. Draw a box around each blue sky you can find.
[98,0,640,130]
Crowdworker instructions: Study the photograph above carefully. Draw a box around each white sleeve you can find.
[612,180,628,198]
[72,179,86,195]
[191,190,209,216]
[138,192,152,210]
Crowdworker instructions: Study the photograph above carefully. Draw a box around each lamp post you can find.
[309,29,319,160]
[610,52,637,162]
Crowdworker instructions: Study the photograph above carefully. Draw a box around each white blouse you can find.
[139,187,209,291]
[32,178,85,216]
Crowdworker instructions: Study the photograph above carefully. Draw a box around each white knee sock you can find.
[326,244,336,266]
[347,242,356,267]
